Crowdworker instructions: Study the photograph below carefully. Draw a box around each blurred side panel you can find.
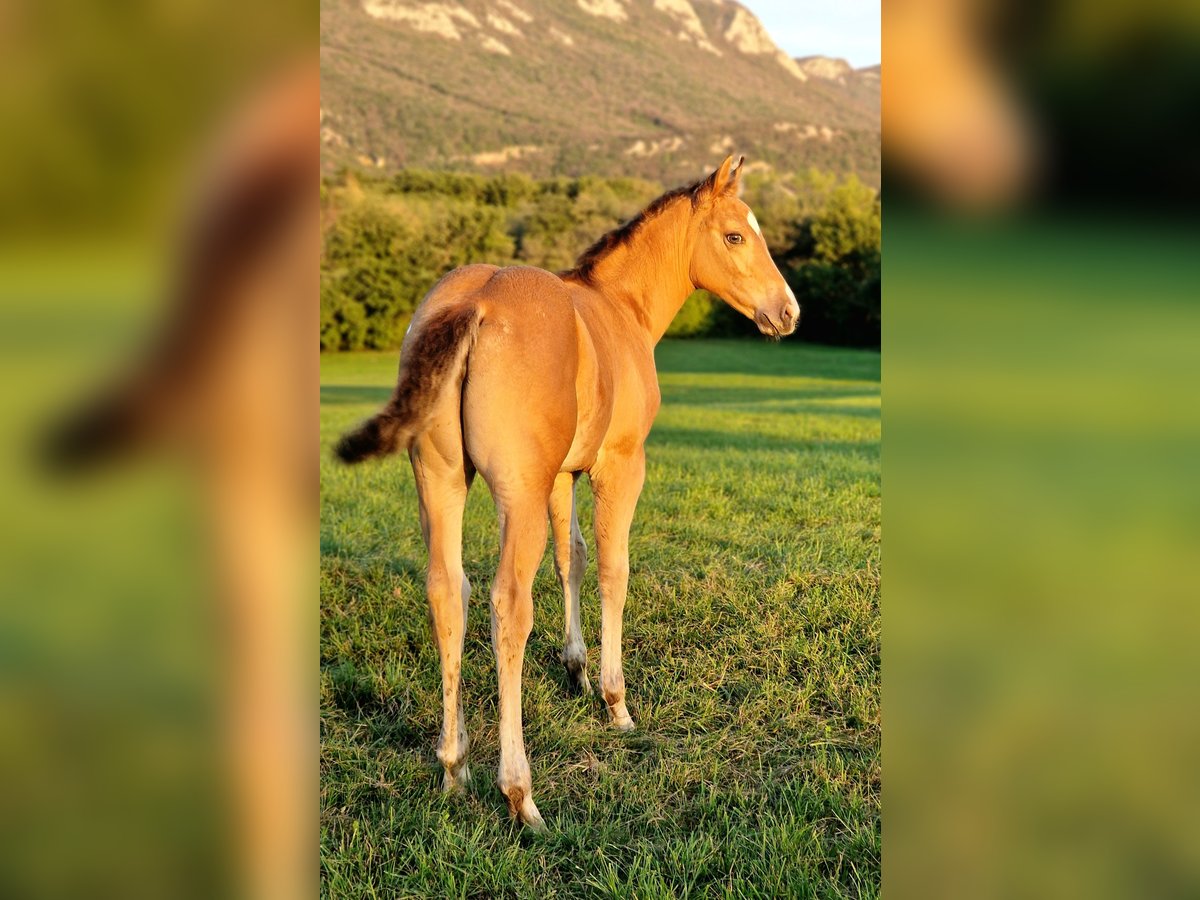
[887,212,1200,899]
[0,2,315,900]
[885,1,1200,898]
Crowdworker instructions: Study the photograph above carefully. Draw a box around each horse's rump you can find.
[335,301,480,463]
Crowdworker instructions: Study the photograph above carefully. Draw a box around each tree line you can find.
[321,168,879,351]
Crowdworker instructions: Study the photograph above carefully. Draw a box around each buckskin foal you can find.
[335,155,799,830]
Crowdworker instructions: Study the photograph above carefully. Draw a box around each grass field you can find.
[320,339,880,898]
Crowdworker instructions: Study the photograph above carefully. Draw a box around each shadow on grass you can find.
[648,427,880,455]
[655,339,881,383]
[317,537,428,580]
[661,382,877,406]
[322,343,881,411]
[321,385,392,407]
[323,383,880,421]
[325,662,428,749]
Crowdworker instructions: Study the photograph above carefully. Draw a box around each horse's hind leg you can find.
[550,473,591,693]
[590,448,646,732]
[410,431,474,793]
[461,288,578,829]
[488,488,552,830]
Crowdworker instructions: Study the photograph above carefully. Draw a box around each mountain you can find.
[793,55,879,122]
[320,0,879,187]
[795,55,854,81]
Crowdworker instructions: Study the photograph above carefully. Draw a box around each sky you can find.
[742,0,880,69]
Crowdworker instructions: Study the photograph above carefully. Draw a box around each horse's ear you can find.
[728,155,746,193]
[708,155,735,194]
[704,154,744,198]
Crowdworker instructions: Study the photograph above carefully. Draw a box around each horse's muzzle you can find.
[755,299,800,337]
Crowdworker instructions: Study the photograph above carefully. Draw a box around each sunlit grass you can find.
[320,339,880,898]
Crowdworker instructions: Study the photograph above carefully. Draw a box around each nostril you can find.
[781,306,794,323]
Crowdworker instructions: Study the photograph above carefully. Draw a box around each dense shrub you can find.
[320,195,514,350]
[785,176,881,347]
[787,253,880,347]
[665,290,723,337]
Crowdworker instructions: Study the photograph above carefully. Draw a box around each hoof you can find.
[563,651,592,695]
[606,698,635,731]
[442,763,471,794]
[505,787,547,832]
[567,664,592,695]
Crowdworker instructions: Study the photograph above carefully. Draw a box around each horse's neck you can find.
[593,203,697,344]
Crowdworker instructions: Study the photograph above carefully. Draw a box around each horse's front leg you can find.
[589,449,645,731]
[550,472,591,693]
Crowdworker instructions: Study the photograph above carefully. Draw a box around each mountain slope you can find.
[320,0,879,186]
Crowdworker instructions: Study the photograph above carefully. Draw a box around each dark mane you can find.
[559,175,711,284]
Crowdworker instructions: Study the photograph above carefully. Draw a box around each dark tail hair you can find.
[42,382,157,473]
[335,303,480,464]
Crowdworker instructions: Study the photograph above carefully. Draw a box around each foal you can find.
[336,155,798,829]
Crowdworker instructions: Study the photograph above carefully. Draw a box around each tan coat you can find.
[337,155,799,829]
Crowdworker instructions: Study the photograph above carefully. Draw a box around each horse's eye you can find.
[725,233,744,244]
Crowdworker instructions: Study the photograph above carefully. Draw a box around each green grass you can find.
[320,338,880,899]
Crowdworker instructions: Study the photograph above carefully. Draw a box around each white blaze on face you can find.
[746,208,762,238]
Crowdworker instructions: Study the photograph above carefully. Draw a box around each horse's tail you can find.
[42,376,164,472]
[335,302,480,464]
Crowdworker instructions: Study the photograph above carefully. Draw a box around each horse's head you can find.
[690,155,800,337]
